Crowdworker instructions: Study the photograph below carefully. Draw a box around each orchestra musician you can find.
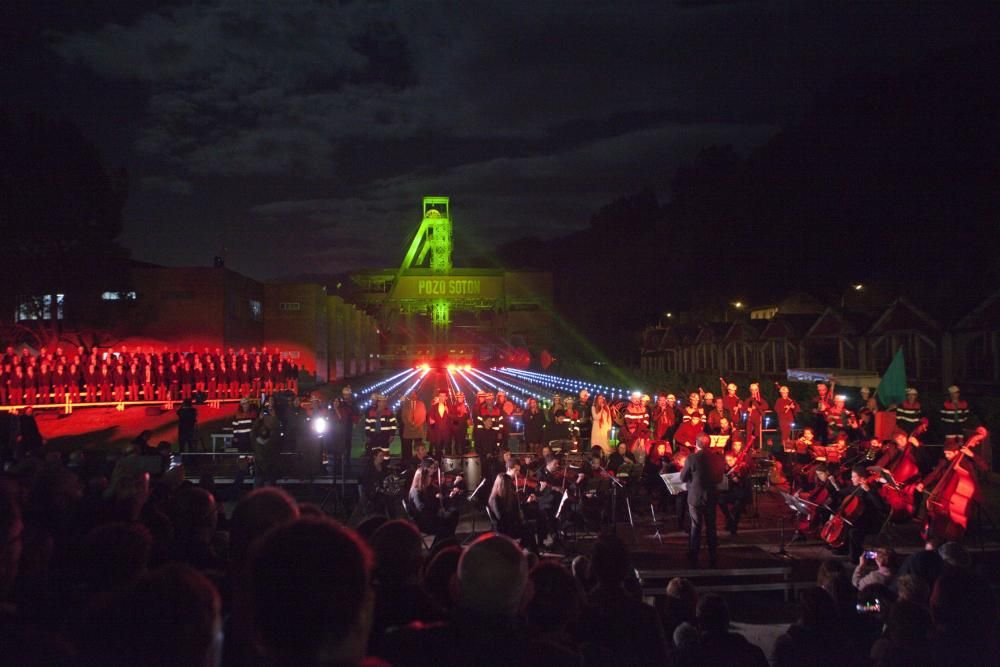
[719,440,753,536]
[811,382,833,444]
[844,464,888,561]
[531,455,566,547]
[916,428,988,541]
[795,463,841,536]
[774,385,799,448]
[721,380,742,427]
[488,457,534,549]
[744,383,769,449]
[407,457,459,544]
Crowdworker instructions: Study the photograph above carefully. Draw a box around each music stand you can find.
[462,478,491,545]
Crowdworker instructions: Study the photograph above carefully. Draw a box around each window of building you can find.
[249,299,263,322]
[15,294,64,322]
[279,302,301,311]
[101,291,137,301]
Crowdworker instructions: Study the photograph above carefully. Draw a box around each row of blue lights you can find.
[353,368,414,397]
[496,367,638,403]
[358,368,420,411]
[391,369,432,411]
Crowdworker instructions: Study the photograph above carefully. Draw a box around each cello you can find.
[879,419,927,522]
[819,471,880,549]
[923,427,987,542]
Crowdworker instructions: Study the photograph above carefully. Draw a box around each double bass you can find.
[923,427,987,542]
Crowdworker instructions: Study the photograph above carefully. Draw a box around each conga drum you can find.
[462,453,482,490]
[442,455,462,474]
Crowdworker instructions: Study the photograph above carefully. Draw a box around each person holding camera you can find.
[852,547,897,590]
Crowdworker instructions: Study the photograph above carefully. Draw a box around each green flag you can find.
[876,348,907,407]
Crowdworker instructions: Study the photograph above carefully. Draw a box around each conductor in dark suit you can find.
[680,433,725,568]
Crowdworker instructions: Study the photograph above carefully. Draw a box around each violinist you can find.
[488,457,533,548]
[360,446,391,514]
[774,385,799,448]
[744,383,769,449]
[673,414,706,451]
[845,464,888,561]
[407,458,459,543]
[607,442,635,475]
[720,440,752,536]
[533,455,565,547]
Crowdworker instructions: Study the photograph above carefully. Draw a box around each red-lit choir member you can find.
[0,364,10,405]
[744,382,770,449]
[128,362,141,401]
[774,385,799,446]
[141,362,155,401]
[155,363,168,401]
[99,365,112,402]
[652,394,678,444]
[214,361,228,399]
[68,363,82,403]
[52,363,68,404]
[204,360,217,400]
[259,362,271,395]
[708,397,727,433]
[10,366,25,405]
[231,361,244,399]
[251,361,263,397]
[22,366,38,405]
[178,362,193,400]
[428,390,452,456]
[190,360,204,397]
[239,362,251,399]
[111,362,126,402]
[167,364,180,400]
[37,363,52,404]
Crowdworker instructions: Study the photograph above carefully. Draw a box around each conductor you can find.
[680,433,725,568]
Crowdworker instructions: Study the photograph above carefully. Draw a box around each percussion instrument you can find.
[462,453,482,490]
[441,455,462,473]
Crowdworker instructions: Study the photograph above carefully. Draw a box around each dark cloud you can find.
[30,1,998,277]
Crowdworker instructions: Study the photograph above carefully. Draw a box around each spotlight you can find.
[312,417,328,435]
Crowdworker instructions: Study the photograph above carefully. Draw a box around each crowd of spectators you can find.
[0,344,300,406]
[0,439,997,666]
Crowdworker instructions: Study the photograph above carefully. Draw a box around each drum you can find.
[442,455,462,473]
[462,453,482,490]
[548,439,575,453]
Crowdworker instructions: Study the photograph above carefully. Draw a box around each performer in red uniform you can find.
[774,385,799,448]
[720,379,742,427]
[620,391,651,447]
[744,382,769,449]
[940,384,972,444]
[811,382,833,443]
[893,387,924,435]
[651,393,677,441]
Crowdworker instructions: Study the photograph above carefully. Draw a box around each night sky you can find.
[4,1,996,281]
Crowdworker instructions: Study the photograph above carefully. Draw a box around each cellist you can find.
[844,464,888,561]
[916,427,988,541]
[875,428,923,522]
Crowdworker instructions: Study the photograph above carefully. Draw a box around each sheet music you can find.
[661,473,687,495]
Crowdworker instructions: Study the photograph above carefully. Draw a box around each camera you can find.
[864,550,877,560]
[856,599,881,615]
